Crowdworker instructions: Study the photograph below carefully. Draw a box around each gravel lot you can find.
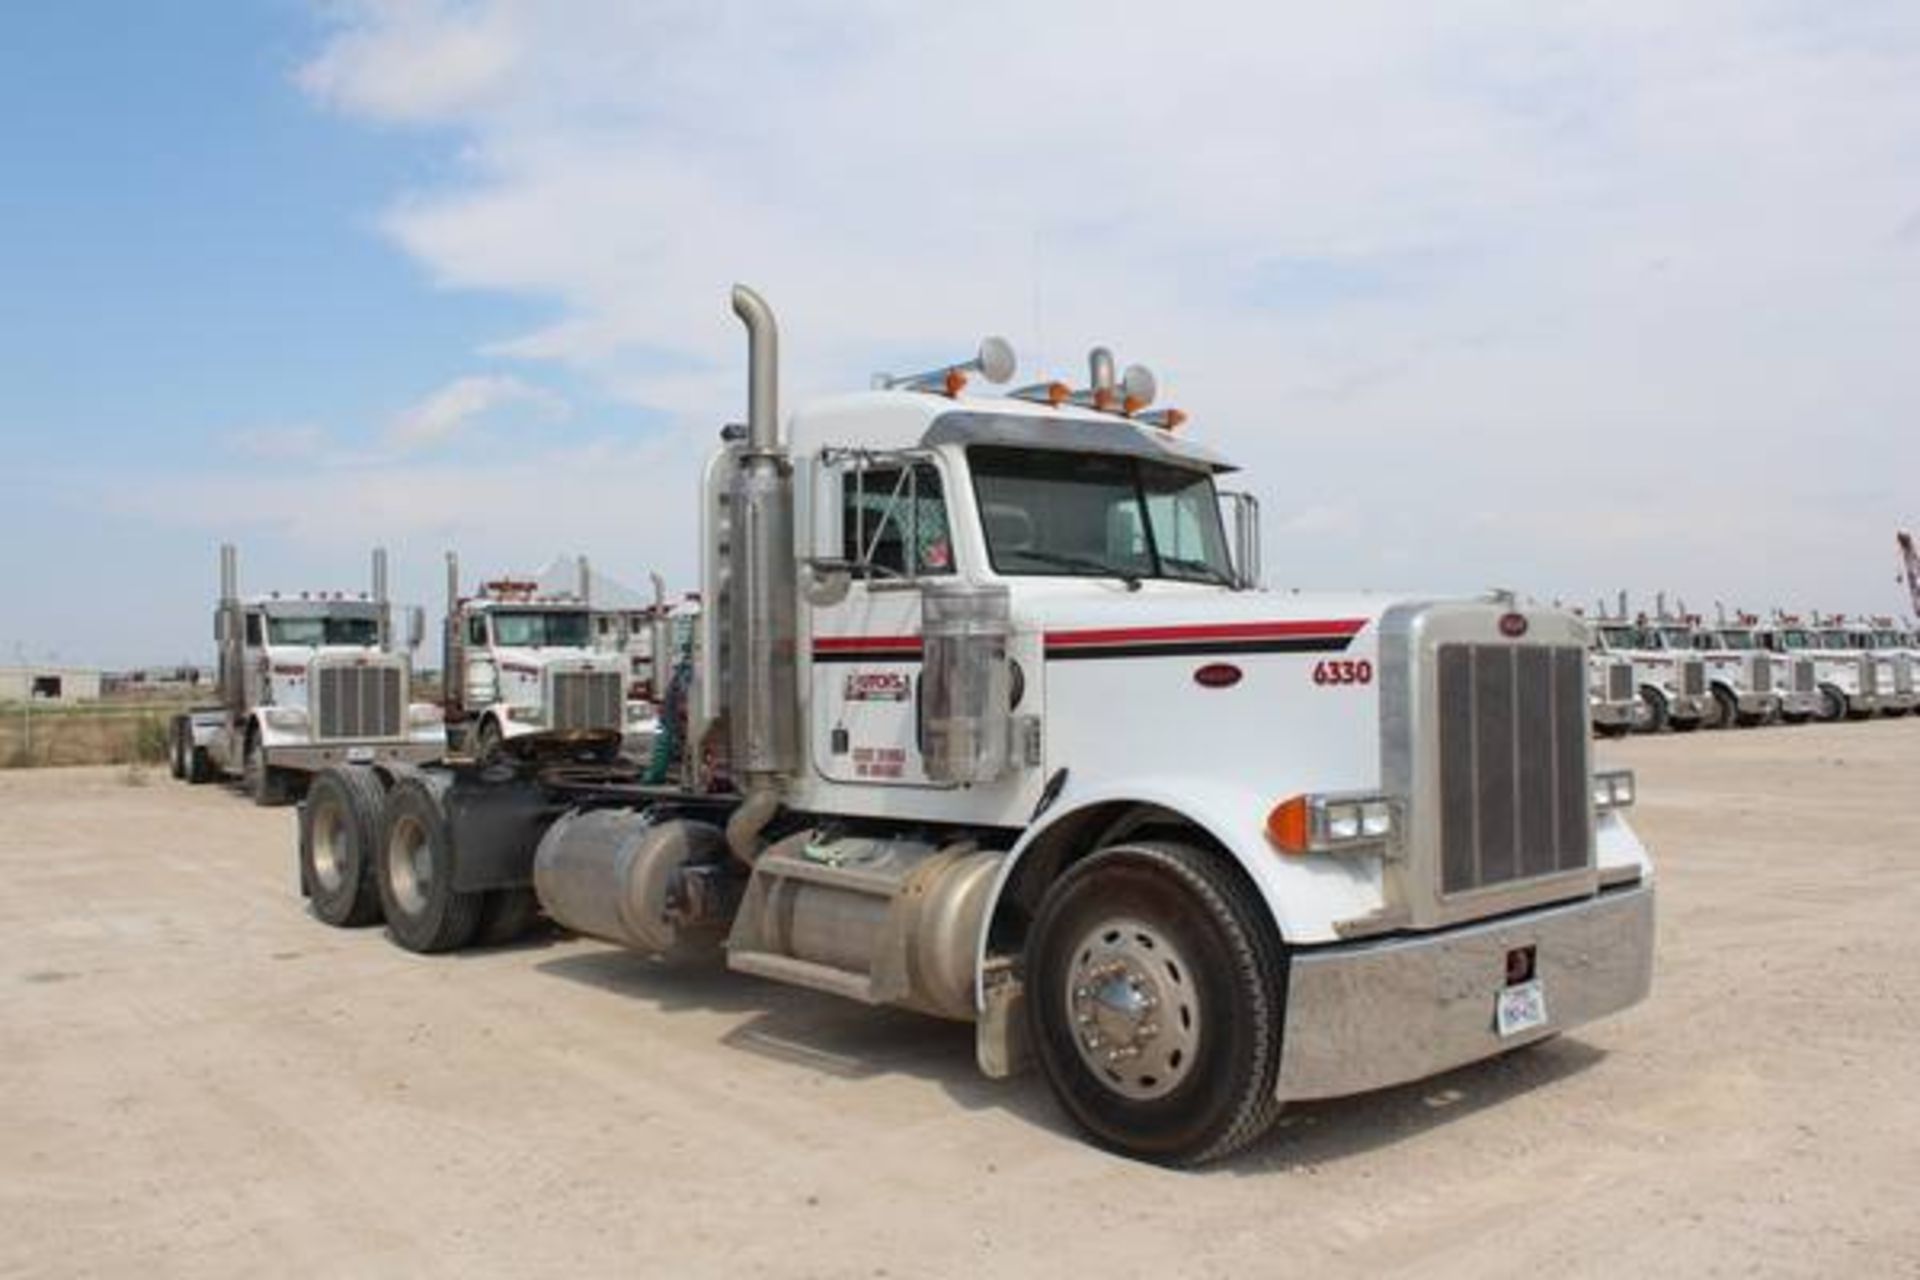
[3,721,1918,1279]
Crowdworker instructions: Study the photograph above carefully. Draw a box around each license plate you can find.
[346,746,375,763]
[1496,979,1548,1037]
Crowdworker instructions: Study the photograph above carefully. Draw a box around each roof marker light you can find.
[1138,408,1187,431]
[1010,381,1072,407]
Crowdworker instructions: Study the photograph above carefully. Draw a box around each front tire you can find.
[168,717,187,780]
[1634,688,1670,734]
[244,727,293,807]
[301,766,388,927]
[1025,841,1285,1167]
[471,717,504,765]
[1703,687,1737,730]
[377,775,483,953]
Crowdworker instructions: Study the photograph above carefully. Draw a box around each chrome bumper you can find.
[1590,701,1635,727]
[268,741,444,770]
[1277,882,1654,1101]
[1735,691,1777,715]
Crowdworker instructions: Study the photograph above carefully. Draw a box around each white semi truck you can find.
[293,287,1654,1165]
[1709,613,1820,724]
[1589,600,1709,732]
[170,546,445,804]
[1761,615,1878,721]
[1842,616,1914,717]
[1690,611,1784,728]
[1584,615,1637,738]
[441,554,650,761]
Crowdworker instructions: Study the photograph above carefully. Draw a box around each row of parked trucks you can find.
[159,285,1673,1166]
[167,549,694,801]
[1584,592,1919,735]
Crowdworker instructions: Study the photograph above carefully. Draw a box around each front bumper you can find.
[266,741,444,770]
[1665,692,1707,720]
[1733,690,1777,716]
[1779,690,1820,716]
[1590,700,1636,728]
[1276,882,1654,1101]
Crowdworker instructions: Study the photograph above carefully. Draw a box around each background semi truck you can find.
[171,545,444,804]
[440,553,651,761]
[294,286,1655,1166]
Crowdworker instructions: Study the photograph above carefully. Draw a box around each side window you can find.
[467,614,487,646]
[244,613,263,646]
[842,463,953,579]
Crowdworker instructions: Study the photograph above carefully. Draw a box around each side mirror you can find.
[407,606,426,651]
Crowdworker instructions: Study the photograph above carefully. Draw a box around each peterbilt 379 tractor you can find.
[293,287,1654,1165]
[171,546,445,804]
[440,554,654,762]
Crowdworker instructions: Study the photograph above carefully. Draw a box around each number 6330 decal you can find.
[1312,659,1374,686]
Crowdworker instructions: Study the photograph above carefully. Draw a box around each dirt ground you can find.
[3,723,1918,1279]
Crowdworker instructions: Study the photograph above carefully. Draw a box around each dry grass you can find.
[0,701,187,769]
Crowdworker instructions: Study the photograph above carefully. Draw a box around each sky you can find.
[2,0,1917,668]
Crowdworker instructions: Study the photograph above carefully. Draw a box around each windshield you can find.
[1659,627,1694,648]
[1780,629,1811,649]
[1715,631,1755,650]
[491,610,590,648]
[1816,630,1853,650]
[969,447,1234,585]
[266,616,379,647]
[1599,626,1639,648]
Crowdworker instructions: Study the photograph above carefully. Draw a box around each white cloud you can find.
[387,373,567,450]
[293,1,1920,614]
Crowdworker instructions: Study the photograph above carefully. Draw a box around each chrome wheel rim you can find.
[310,798,348,894]
[388,815,431,916]
[1064,917,1200,1101]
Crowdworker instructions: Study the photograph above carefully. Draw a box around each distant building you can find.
[0,665,103,704]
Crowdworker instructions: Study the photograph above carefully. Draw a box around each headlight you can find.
[262,707,308,729]
[504,704,542,723]
[1592,769,1636,812]
[1266,792,1399,855]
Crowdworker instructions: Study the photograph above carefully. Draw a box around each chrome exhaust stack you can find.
[577,554,592,608]
[725,284,799,864]
[219,543,244,716]
[372,547,390,649]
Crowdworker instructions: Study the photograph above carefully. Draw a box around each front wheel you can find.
[1634,688,1670,734]
[244,728,293,806]
[1025,842,1285,1167]
[1702,687,1737,730]
[168,717,187,780]
[1815,684,1847,722]
[471,717,504,765]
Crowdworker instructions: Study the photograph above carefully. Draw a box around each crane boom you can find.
[1899,530,1920,618]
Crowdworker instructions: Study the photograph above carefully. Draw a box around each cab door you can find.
[810,454,956,787]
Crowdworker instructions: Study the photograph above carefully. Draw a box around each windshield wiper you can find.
[1005,549,1142,591]
[1159,555,1236,587]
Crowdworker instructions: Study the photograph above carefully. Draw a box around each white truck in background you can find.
[441,553,650,761]
[1590,596,1709,732]
[1846,616,1914,717]
[1764,614,1879,721]
[1582,604,1637,737]
[170,545,445,803]
[1690,608,1784,729]
[292,285,1654,1166]
[1712,612,1820,724]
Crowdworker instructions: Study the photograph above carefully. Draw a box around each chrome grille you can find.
[1606,662,1633,702]
[1680,658,1706,698]
[1436,644,1591,897]
[1749,655,1771,693]
[1896,655,1914,696]
[1860,657,1878,695]
[1794,659,1815,693]
[315,664,404,740]
[549,669,623,732]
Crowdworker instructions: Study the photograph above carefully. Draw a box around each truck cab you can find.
[174,546,444,803]
[441,569,650,761]
[1769,619,1877,720]
[1861,619,1916,716]
[1690,620,1784,728]
[1590,617,1708,732]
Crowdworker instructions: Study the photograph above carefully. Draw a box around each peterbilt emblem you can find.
[1193,662,1243,689]
[1499,612,1529,638]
